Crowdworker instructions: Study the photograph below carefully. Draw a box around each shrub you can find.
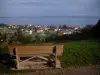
[0,45,9,54]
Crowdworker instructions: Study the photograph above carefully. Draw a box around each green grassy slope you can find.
[60,40,100,67]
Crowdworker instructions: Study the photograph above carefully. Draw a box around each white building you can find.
[29,30,32,34]
[25,30,33,34]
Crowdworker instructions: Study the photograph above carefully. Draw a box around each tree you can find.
[8,34,17,44]
[81,25,93,33]
[59,25,62,29]
[16,28,25,43]
[23,35,34,44]
[8,28,25,44]
[62,25,67,29]
[0,32,8,44]
[34,34,41,44]
[0,23,7,28]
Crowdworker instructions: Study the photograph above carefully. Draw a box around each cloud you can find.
[0,0,100,17]
[8,0,39,3]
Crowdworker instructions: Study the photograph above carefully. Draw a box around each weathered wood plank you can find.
[8,45,63,56]
[13,48,20,69]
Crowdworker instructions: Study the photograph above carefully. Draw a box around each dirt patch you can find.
[18,65,100,75]
[55,40,72,43]
[63,65,100,75]
[1,65,100,75]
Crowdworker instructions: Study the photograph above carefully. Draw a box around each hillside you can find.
[90,20,100,37]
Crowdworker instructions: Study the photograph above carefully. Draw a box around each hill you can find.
[90,20,100,37]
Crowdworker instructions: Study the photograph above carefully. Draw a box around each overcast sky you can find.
[0,0,100,17]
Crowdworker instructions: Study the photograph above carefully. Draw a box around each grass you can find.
[60,39,100,67]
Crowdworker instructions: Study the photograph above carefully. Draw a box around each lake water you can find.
[0,16,100,26]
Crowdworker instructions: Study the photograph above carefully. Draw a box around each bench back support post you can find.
[13,48,19,69]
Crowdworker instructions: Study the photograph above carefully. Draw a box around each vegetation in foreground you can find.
[60,39,100,67]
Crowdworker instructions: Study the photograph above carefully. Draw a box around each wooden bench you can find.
[8,45,63,69]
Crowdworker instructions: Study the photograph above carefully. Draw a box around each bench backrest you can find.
[8,45,63,56]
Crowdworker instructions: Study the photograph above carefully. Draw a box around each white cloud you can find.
[8,0,39,3]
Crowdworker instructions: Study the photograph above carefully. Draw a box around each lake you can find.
[0,16,100,26]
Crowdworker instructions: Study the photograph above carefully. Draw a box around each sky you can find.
[0,0,100,17]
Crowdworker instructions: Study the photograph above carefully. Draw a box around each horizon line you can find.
[0,16,100,18]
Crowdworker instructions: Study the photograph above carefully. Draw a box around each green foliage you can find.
[45,31,57,42]
[0,45,9,54]
[22,34,34,44]
[16,28,25,42]
[61,40,100,67]
[0,63,9,71]
[34,34,42,44]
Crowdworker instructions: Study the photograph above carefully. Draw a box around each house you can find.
[63,31,73,35]
[36,28,44,33]
[24,30,33,34]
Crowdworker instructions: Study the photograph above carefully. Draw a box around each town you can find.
[0,23,86,44]
[0,23,83,34]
